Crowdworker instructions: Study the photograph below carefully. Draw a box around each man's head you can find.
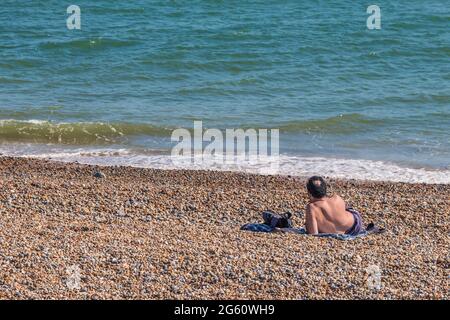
[306,176,327,199]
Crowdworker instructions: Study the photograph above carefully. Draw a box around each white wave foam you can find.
[0,119,49,125]
[1,145,447,184]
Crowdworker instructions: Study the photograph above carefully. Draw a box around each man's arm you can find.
[305,204,319,235]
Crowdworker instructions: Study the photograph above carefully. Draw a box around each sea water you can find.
[0,1,449,183]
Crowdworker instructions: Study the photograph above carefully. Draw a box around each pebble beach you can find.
[0,156,448,300]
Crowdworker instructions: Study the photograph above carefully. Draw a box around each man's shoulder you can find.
[306,201,321,213]
[330,194,343,201]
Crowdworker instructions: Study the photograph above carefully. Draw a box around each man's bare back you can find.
[304,176,357,235]
[305,195,354,234]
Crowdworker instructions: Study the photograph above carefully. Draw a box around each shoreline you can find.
[0,156,448,299]
[1,150,448,184]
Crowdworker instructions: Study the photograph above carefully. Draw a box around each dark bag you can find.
[262,210,293,228]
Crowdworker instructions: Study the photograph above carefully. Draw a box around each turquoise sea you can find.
[0,1,449,182]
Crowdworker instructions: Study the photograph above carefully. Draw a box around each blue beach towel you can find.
[240,223,275,233]
[240,208,384,240]
[240,223,371,240]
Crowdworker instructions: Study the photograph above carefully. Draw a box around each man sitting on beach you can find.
[305,176,362,235]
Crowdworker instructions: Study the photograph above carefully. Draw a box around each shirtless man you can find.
[305,176,363,235]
